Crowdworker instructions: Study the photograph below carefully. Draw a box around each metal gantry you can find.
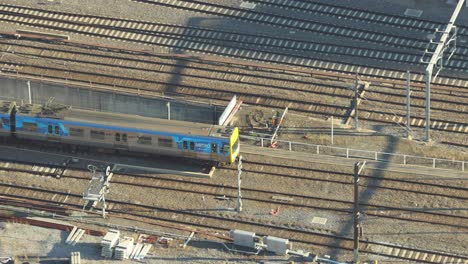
[354,74,359,130]
[420,0,465,141]
[406,71,412,140]
[82,165,113,218]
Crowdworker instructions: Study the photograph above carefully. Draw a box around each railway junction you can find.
[0,0,467,263]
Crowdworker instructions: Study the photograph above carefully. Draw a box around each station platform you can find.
[241,145,468,179]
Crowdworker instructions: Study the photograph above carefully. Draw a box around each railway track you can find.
[249,0,468,38]
[3,40,468,100]
[1,158,467,229]
[4,60,468,135]
[1,40,467,138]
[128,0,468,71]
[0,6,430,68]
[2,41,467,115]
[238,160,468,201]
[0,178,467,264]
[1,3,468,75]
[128,0,468,58]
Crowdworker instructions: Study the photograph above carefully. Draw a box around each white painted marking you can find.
[240,2,256,9]
[311,217,327,225]
[404,9,423,18]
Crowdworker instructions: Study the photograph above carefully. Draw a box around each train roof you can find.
[15,102,232,138]
[0,101,15,115]
[65,108,218,137]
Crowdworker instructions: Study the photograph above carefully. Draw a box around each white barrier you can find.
[218,95,237,126]
[241,135,467,172]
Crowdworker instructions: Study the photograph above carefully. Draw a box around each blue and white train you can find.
[0,101,240,163]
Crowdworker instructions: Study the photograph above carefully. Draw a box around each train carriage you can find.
[11,103,240,163]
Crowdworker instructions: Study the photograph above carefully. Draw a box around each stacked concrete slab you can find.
[66,226,85,246]
[136,244,152,260]
[129,243,143,259]
[70,252,81,264]
[99,229,153,260]
[101,229,120,258]
[114,237,134,260]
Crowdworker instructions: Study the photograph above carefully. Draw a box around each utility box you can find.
[230,230,256,248]
[265,236,291,255]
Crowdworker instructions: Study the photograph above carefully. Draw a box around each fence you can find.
[240,136,467,172]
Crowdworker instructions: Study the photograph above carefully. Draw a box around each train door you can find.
[47,123,61,142]
[182,140,197,158]
[114,132,128,150]
[210,143,218,161]
[9,106,16,137]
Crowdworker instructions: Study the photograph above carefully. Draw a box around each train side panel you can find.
[13,116,232,163]
[14,115,68,141]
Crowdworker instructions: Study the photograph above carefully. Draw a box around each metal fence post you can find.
[403,155,406,165]
[166,101,171,120]
[261,138,264,147]
[237,155,243,212]
[289,141,292,151]
[346,148,349,158]
[433,158,436,168]
[316,145,319,154]
[374,152,378,161]
[462,161,465,172]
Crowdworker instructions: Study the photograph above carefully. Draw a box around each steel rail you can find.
[0,182,466,263]
[249,0,468,40]
[1,3,468,72]
[2,41,467,113]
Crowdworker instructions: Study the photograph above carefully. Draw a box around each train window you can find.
[221,144,229,153]
[158,137,172,147]
[183,141,188,150]
[70,128,84,137]
[54,126,60,135]
[211,143,217,153]
[48,125,53,134]
[137,136,152,145]
[90,130,105,140]
[190,142,195,150]
[115,133,120,142]
[122,134,127,142]
[23,122,37,132]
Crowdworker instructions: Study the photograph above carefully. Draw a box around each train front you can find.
[229,127,240,163]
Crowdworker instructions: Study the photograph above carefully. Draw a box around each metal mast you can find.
[421,0,464,141]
